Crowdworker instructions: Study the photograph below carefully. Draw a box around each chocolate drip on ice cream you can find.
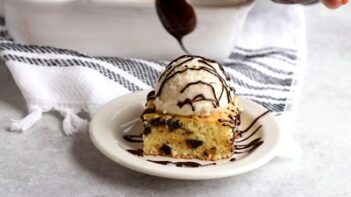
[155,55,234,116]
[177,94,217,111]
[179,80,219,110]
[180,80,219,107]
[155,0,197,53]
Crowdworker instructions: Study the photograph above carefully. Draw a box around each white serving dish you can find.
[3,0,254,60]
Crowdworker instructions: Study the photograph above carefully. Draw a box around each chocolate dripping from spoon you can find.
[155,0,197,54]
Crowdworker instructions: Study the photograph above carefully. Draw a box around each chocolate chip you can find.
[143,108,156,115]
[186,139,203,149]
[160,144,172,155]
[167,120,182,131]
[150,118,165,126]
[184,130,193,135]
[143,127,151,135]
[149,118,182,132]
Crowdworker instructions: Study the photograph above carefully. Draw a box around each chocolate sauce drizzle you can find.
[147,90,156,101]
[123,134,143,143]
[122,110,271,168]
[147,160,216,168]
[177,94,217,111]
[155,0,197,53]
[234,138,264,154]
[230,158,236,162]
[236,125,262,143]
[156,55,234,112]
[140,108,156,117]
[181,81,219,106]
[238,110,270,136]
[231,111,270,156]
[127,149,144,157]
[218,113,240,129]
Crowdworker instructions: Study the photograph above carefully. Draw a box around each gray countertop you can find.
[1,4,351,197]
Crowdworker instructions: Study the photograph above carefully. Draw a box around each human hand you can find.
[322,0,348,9]
[272,0,348,8]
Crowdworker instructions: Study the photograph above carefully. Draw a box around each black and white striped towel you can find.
[0,3,304,156]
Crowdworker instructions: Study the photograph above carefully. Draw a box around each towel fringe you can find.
[61,110,88,136]
[9,109,43,132]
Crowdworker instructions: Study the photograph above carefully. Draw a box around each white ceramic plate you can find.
[90,91,281,180]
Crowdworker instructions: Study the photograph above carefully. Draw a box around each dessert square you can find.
[142,91,241,161]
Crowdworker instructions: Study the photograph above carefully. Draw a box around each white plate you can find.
[89,91,281,180]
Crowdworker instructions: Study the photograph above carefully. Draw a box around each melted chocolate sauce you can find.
[156,56,233,112]
[234,140,264,154]
[177,99,194,111]
[127,149,144,156]
[147,160,216,168]
[123,134,143,143]
[157,56,231,98]
[180,80,219,106]
[218,119,234,124]
[230,158,236,162]
[159,56,193,80]
[141,108,156,116]
[219,111,240,130]
[238,110,270,135]
[147,90,156,101]
[235,138,262,150]
[219,118,235,128]
[233,110,270,154]
[177,93,217,111]
[236,125,262,143]
[197,59,232,103]
[155,0,196,53]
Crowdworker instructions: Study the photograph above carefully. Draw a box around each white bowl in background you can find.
[3,0,255,60]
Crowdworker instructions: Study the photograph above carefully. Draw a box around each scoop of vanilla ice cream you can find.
[154,55,234,116]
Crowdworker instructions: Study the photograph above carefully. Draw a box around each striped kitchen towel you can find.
[0,3,305,157]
